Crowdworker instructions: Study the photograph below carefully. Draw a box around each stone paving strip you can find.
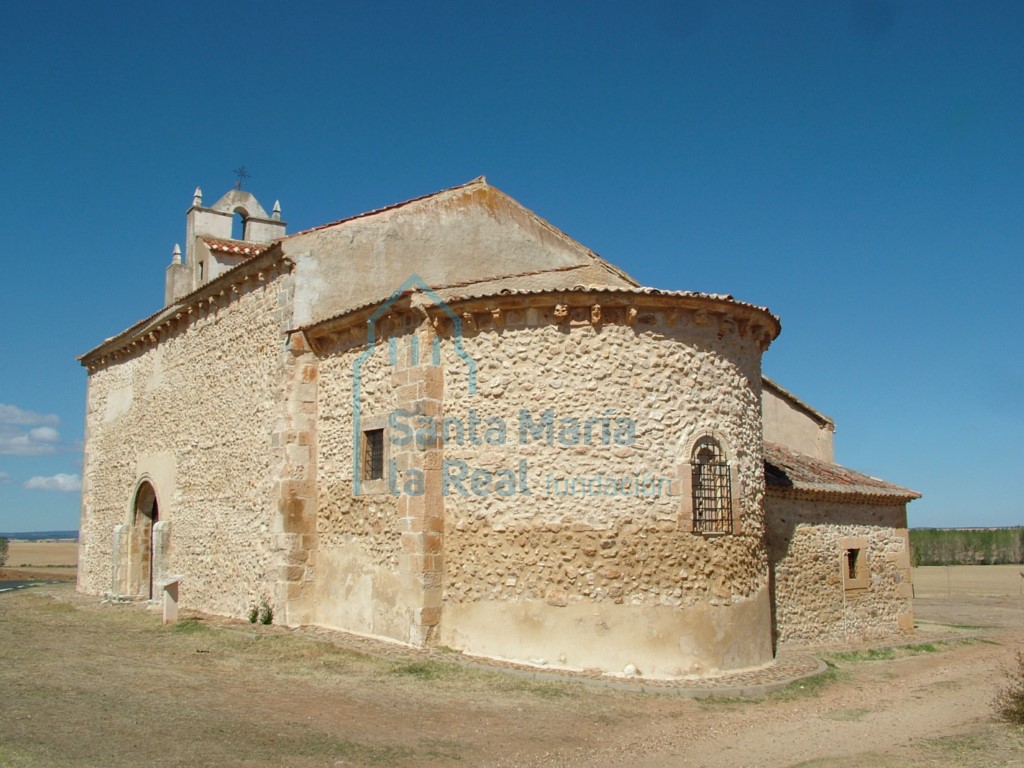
[282,622,830,698]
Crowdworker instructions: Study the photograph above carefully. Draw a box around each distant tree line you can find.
[910,527,1024,566]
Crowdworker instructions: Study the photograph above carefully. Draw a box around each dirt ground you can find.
[1,568,1022,767]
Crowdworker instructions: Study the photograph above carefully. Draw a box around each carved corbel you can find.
[718,314,735,339]
[554,304,569,323]
[590,304,602,325]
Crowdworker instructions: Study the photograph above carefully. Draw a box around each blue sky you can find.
[0,1,1020,532]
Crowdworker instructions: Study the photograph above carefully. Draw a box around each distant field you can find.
[912,564,1024,597]
[3,539,78,570]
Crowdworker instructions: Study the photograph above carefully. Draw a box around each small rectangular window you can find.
[846,548,860,580]
[363,429,384,481]
[841,538,869,590]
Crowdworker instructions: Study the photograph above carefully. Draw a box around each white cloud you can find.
[0,471,10,484]
[28,427,60,443]
[0,403,66,456]
[0,404,60,427]
[23,473,81,492]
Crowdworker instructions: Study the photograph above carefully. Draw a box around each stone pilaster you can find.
[273,329,319,625]
[392,321,445,645]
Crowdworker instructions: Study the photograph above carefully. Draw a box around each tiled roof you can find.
[449,284,776,317]
[202,238,270,257]
[764,441,920,502]
[297,281,780,337]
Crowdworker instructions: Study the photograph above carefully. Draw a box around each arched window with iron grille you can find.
[691,436,732,533]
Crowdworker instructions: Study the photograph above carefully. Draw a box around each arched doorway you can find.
[129,481,159,598]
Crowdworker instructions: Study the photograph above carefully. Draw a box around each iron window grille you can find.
[691,436,732,533]
[363,429,385,481]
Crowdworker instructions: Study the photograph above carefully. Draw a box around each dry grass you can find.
[3,569,1024,767]
[912,564,1024,598]
[4,540,78,568]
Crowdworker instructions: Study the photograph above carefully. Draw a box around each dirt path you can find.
[1,583,1022,767]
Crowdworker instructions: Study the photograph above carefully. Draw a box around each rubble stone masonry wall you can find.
[765,495,913,645]
[436,305,773,675]
[302,297,778,675]
[78,273,289,616]
[305,336,410,640]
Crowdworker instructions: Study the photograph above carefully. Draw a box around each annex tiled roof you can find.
[764,441,920,502]
[202,237,271,257]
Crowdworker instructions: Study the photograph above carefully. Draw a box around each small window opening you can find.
[232,211,246,240]
[691,436,732,533]
[841,541,869,589]
[363,429,385,481]
[198,260,205,281]
[846,548,861,580]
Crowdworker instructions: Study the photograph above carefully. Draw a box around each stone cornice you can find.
[298,287,781,357]
[79,244,292,373]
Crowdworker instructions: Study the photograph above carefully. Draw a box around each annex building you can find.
[77,179,919,677]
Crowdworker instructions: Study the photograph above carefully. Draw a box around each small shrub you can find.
[247,604,259,624]
[994,649,1024,725]
[0,537,8,567]
[258,599,273,625]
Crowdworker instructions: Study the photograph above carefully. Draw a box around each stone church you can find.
[77,178,919,678]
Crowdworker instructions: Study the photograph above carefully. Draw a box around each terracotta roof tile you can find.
[764,441,920,502]
[202,238,270,257]
[296,282,780,336]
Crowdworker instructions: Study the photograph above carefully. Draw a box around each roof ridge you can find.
[285,176,489,238]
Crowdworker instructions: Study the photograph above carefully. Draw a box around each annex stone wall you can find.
[765,495,913,645]
[79,272,290,617]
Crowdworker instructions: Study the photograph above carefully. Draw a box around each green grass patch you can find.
[168,618,208,634]
[822,706,871,722]
[769,662,844,701]
[826,642,940,664]
[390,660,449,681]
[0,741,62,768]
